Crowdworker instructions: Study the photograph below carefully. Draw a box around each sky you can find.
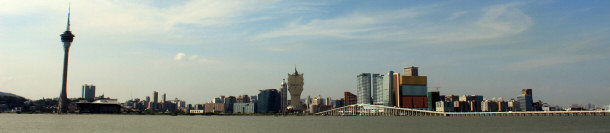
[1,0,609,107]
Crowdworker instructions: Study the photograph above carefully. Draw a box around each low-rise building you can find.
[233,103,256,114]
[436,101,453,112]
[190,109,204,114]
[204,103,225,113]
[481,100,498,112]
[453,101,469,112]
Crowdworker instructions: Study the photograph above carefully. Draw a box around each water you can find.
[1,114,609,132]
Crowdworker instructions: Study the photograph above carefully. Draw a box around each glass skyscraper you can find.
[357,73,383,105]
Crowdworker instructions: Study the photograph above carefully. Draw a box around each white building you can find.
[233,103,256,114]
[190,109,204,114]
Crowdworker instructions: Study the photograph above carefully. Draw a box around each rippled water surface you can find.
[1,114,609,132]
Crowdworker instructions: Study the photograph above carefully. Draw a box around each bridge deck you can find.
[315,104,609,116]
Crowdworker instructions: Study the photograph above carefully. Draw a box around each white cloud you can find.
[173,52,219,64]
[504,29,610,70]
[256,9,420,39]
[174,52,186,61]
[188,55,198,61]
[0,0,277,44]
[412,2,533,44]
[255,2,532,46]
[506,54,606,70]
[446,11,468,20]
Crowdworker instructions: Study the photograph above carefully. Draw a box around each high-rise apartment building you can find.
[153,91,158,111]
[82,84,96,101]
[280,79,288,112]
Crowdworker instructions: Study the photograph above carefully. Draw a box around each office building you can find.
[257,89,281,113]
[357,73,371,104]
[82,84,96,101]
[397,66,428,108]
[518,89,533,111]
[357,73,383,104]
[344,91,357,106]
[377,71,395,106]
[287,67,304,110]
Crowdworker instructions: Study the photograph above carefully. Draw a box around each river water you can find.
[0,114,609,132]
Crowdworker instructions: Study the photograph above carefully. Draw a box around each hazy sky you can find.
[1,0,609,106]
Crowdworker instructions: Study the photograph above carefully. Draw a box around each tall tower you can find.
[58,6,75,113]
[287,67,304,110]
[280,79,288,112]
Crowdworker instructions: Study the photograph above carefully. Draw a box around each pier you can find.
[314,104,609,116]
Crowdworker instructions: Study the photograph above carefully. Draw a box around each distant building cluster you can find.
[348,66,429,109]
[124,91,187,113]
[187,67,340,114]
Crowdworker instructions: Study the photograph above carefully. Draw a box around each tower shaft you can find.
[58,45,70,113]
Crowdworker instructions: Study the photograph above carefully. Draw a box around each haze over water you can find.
[1,114,609,133]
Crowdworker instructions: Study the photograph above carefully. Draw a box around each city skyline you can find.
[1,1,610,106]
